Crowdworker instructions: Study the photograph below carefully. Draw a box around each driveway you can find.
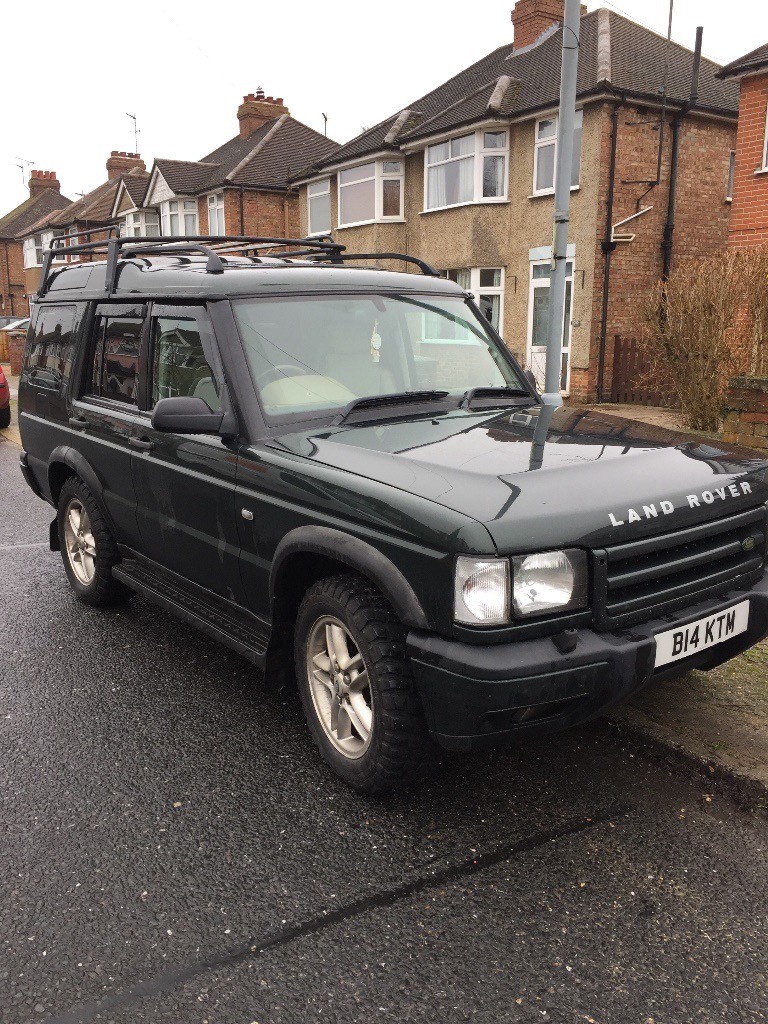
[1,439,766,1024]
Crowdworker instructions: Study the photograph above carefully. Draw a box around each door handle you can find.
[130,437,155,451]
[68,416,88,429]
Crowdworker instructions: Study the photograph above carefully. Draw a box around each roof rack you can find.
[37,233,439,297]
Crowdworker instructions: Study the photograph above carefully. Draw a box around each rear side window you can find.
[25,304,77,389]
[91,312,143,405]
[150,313,221,411]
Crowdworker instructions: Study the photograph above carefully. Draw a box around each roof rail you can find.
[36,233,440,297]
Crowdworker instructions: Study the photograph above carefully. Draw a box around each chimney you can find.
[237,87,289,138]
[511,0,586,50]
[28,170,61,198]
[106,150,146,180]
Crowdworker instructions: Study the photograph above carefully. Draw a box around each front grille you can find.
[594,506,767,629]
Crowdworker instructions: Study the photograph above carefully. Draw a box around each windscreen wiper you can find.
[460,386,533,409]
[332,390,450,426]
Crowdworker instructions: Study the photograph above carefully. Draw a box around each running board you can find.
[112,559,269,667]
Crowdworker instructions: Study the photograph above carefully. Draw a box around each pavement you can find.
[2,408,768,1022]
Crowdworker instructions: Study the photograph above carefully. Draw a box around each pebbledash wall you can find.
[300,100,734,402]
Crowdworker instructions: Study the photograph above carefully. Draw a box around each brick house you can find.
[717,44,768,248]
[19,152,148,297]
[120,90,339,240]
[293,2,738,402]
[0,171,71,319]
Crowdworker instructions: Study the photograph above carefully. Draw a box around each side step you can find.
[113,558,269,668]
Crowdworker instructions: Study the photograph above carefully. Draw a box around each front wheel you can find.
[294,574,434,793]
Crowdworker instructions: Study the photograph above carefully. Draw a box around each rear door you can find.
[130,303,244,604]
[68,303,145,548]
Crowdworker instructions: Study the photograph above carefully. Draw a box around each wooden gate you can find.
[610,334,674,406]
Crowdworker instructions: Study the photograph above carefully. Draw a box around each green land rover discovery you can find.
[18,234,768,792]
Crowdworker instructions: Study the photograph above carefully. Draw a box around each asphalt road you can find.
[1,437,767,1024]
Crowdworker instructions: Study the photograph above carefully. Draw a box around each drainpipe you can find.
[661,26,702,282]
[596,102,621,403]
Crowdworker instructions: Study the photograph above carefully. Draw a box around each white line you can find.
[0,542,47,551]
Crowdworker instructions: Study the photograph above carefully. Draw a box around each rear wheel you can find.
[295,574,434,793]
[57,476,131,606]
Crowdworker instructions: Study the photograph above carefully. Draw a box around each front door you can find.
[526,259,574,393]
[130,303,244,605]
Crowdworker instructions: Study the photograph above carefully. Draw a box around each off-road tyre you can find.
[57,476,132,607]
[294,574,435,793]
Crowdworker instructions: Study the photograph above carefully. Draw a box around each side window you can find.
[91,315,143,405]
[25,304,77,389]
[151,315,221,411]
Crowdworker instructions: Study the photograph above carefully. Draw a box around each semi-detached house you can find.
[294,0,739,402]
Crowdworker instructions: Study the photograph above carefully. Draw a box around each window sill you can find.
[754,167,768,177]
[528,185,580,199]
[419,199,509,215]
[336,219,406,230]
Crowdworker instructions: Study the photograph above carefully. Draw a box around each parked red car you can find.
[0,365,11,428]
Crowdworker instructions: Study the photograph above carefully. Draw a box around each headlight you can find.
[454,557,510,625]
[511,549,588,617]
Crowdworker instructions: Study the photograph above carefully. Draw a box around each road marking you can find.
[45,806,630,1023]
[0,542,47,551]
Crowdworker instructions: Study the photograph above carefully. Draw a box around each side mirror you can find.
[151,396,225,435]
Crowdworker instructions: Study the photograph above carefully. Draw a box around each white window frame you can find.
[23,236,39,269]
[42,230,66,263]
[423,129,509,212]
[121,210,161,237]
[207,191,225,234]
[532,109,583,196]
[727,150,736,201]
[337,160,404,228]
[445,267,505,332]
[763,100,768,171]
[307,177,331,235]
[66,226,79,262]
[526,257,575,394]
[160,198,199,236]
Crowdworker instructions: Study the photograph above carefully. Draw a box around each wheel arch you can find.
[270,526,429,633]
[47,446,118,537]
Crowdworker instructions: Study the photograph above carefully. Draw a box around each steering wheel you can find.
[256,363,312,389]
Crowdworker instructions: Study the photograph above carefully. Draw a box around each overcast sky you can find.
[0,0,758,215]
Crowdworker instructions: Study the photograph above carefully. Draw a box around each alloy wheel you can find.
[306,615,373,759]
[63,499,97,585]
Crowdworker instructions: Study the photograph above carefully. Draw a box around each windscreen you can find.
[232,293,524,419]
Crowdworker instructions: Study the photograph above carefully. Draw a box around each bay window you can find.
[338,160,403,227]
[533,109,583,194]
[122,211,160,237]
[23,236,42,268]
[160,198,198,236]
[207,192,225,234]
[308,178,331,234]
[442,268,505,333]
[425,130,508,211]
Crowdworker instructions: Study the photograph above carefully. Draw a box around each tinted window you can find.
[151,316,220,411]
[93,316,142,405]
[26,304,77,388]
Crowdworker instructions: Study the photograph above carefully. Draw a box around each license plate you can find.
[654,600,750,668]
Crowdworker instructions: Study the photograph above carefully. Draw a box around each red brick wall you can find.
[728,71,768,249]
[578,102,735,402]
[0,239,27,320]
[218,188,299,238]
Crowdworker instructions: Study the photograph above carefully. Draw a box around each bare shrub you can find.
[640,246,768,431]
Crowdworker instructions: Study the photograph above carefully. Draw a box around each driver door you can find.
[130,303,245,604]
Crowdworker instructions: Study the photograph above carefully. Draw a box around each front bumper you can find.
[407,574,768,751]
